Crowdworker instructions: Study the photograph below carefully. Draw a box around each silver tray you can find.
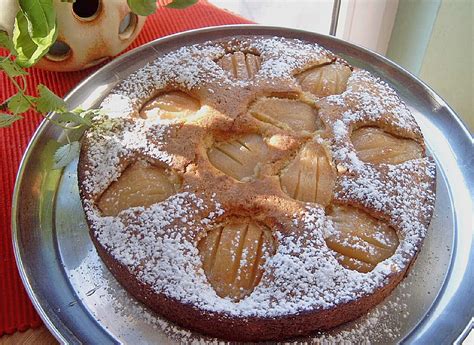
[12,25,473,344]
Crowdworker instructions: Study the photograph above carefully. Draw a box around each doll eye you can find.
[72,0,101,21]
[119,13,139,40]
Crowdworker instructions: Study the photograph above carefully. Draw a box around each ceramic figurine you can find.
[0,0,146,71]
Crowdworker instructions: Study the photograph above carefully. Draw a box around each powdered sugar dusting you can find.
[107,44,225,109]
[99,36,334,118]
[82,118,173,196]
[101,94,134,119]
[336,159,436,263]
[79,35,436,336]
[326,70,420,133]
[253,36,330,79]
[85,201,401,317]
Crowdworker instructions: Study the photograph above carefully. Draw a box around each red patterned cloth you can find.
[0,1,250,335]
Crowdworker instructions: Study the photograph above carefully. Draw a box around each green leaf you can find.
[82,109,100,124]
[0,113,23,128]
[53,141,80,169]
[13,11,44,67]
[55,111,92,127]
[166,0,198,9]
[56,108,101,127]
[0,58,28,77]
[12,8,58,67]
[127,0,157,16]
[0,31,17,55]
[19,0,57,48]
[36,84,67,113]
[7,92,34,114]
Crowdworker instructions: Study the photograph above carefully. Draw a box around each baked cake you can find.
[78,36,436,341]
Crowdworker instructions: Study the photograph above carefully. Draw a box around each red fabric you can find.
[0,2,251,336]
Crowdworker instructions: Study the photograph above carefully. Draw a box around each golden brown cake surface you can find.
[78,36,436,341]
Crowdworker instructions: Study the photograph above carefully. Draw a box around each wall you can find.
[387,0,473,131]
[418,0,473,131]
[210,0,335,34]
[210,0,400,55]
[385,0,441,75]
[338,0,399,55]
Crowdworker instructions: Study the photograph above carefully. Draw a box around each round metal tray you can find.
[12,26,473,344]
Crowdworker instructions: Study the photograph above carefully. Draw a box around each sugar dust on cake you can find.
[78,36,436,341]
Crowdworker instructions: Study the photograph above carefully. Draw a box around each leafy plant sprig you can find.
[0,29,101,168]
[0,0,197,168]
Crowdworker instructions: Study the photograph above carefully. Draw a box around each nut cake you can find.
[78,36,436,341]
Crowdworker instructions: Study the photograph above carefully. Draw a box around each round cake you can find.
[78,36,436,341]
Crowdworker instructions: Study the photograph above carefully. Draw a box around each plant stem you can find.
[4,72,36,108]
[2,60,83,131]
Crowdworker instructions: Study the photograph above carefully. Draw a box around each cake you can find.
[78,36,436,341]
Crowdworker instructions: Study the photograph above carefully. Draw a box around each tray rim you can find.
[11,24,473,344]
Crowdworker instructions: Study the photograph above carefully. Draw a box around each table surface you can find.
[1,325,472,344]
[0,326,56,345]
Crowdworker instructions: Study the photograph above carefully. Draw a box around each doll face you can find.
[36,0,145,71]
